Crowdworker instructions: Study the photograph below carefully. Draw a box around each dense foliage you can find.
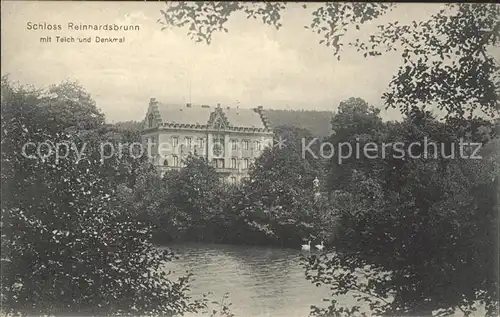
[130,126,328,248]
[0,77,231,316]
[2,3,499,315]
[126,96,498,316]
[304,103,499,316]
[159,3,499,316]
[110,120,144,133]
[230,126,330,246]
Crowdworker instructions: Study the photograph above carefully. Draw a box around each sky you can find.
[1,1,447,123]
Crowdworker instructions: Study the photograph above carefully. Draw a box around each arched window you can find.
[171,136,179,147]
[255,140,261,150]
[198,138,205,149]
[185,137,192,148]
[242,140,249,150]
[230,176,236,184]
[231,139,238,150]
[163,159,169,166]
[231,158,237,169]
[243,158,249,169]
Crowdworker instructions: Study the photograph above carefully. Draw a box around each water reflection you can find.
[161,243,486,317]
[161,243,331,317]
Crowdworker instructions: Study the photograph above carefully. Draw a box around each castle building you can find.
[141,98,274,183]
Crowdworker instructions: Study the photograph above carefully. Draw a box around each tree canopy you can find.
[0,77,229,316]
[304,101,499,316]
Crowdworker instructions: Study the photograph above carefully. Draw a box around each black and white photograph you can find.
[1,1,499,316]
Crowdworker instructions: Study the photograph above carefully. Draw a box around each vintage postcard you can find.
[1,1,498,317]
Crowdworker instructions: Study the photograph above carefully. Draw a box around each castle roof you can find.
[156,103,212,126]
[143,98,271,133]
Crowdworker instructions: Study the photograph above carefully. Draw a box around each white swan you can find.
[301,241,311,251]
[315,240,324,251]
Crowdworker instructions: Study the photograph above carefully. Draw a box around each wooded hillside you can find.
[263,109,333,138]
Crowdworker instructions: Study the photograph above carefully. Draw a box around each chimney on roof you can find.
[186,103,192,108]
[150,97,157,104]
[201,105,210,108]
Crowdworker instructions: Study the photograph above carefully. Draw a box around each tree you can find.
[41,80,105,132]
[162,155,231,242]
[326,97,386,192]
[330,97,384,140]
[0,78,207,316]
[304,111,499,316]
[156,4,500,314]
[111,120,144,133]
[158,2,499,121]
[233,126,330,247]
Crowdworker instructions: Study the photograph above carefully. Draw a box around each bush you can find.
[0,78,208,316]
[303,110,499,316]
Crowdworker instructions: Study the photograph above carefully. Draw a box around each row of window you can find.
[170,136,204,149]
[162,157,251,169]
[169,136,261,151]
[231,158,250,169]
[231,139,261,151]
[211,158,251,169]
[148,136,263,151]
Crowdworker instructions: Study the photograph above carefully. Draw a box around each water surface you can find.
[162,243,335,317]
[162,243,487,317]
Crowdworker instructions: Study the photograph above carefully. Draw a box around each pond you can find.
[160,243,487,317]
[161,243,353,317]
